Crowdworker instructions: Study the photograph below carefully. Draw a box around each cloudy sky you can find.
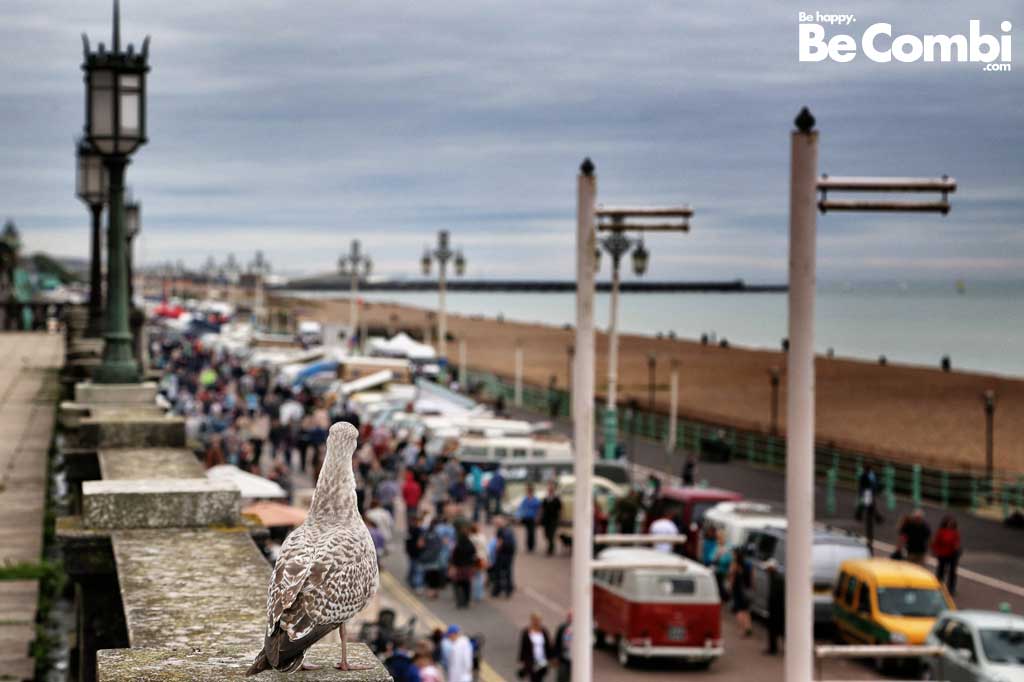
[1,1,1020,282]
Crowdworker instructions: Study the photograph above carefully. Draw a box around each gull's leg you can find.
[335,624,372,671]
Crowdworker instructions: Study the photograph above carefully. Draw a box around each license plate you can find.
[667,626,687,641]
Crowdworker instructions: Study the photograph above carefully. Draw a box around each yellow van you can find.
[833,558,955,646]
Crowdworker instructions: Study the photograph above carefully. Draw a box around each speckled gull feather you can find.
[247,421,379,674]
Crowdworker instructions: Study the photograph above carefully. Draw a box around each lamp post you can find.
[421,230,465,367]
[647,352,657,410]
[76,139,107,337]
[82,0,150,384]
[249,251,271,331]
[124,198,140,305]
[338,239,372,349]
[983,389,996,496]
[596,207,691,460]
[769,366,781,435]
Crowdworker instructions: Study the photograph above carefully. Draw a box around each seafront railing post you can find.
[513,341,524,407]
[912,464,923,508]
[665,360,679,460]
[884,464,896,511]
[785,107,955,682]
[571,158,597,682]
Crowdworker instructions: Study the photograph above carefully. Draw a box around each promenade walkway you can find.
[0,333,62,682]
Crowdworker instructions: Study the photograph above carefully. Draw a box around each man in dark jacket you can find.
[552,610,572,682]
[540,482,563,556]
[384,636,421,682]
[492,516,517,597]
[765,561,785,655]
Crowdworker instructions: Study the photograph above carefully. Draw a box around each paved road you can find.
[506,405,1024,613]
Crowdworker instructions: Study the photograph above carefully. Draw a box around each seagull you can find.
[247,422,379,674]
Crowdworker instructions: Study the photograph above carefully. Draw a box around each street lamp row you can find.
[81,0,150,384]
[420,230,466,362]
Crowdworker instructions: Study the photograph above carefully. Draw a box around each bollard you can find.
[602,408,617,460]
[825,467,837,517]
[941,470,950,509]
[883,464,896,511]
[912,464,922,508]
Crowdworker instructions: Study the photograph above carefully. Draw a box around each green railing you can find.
[462,368,1024,521]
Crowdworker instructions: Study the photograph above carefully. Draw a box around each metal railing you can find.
[463,369,1024,521]
[814,643,946,681]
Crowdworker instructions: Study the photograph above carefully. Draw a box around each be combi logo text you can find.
[799,18,1012,72]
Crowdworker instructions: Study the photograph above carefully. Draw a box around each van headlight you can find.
[888,632,907,644]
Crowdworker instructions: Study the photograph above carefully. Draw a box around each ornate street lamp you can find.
[82,0,150,384]
[420,230,466,362]
[76,139,107,337]
[338,239,372,347]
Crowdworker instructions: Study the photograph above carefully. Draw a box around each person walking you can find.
[931,514,962,596]
[540,482,563,556]
[552,610,572,682]
[764,560,785,655]
[402,470,423,529]
[420,519,446,600]
[384,636,421,682]
[445,625,474,682]
[518,484,542,553]
[469,463,486,522]
[485,469,506,520]
[899,509,932,566]
[728,546,753,637]
[449,526,477,609]
[518,613,552,682]
[682,455,696,486]
[469,522,489,602]
[650,512,680,553]
[491,516,517,597]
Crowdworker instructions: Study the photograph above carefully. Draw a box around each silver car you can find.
[747,527,869,626]
[923,610,1024,682]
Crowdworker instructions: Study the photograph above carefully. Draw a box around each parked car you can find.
[593,547,724,669]
[923,610,1024,682]
[508,474,627,525]
[643,487,743,558]
[748,527,869,626]
[703,501,787,575]
[833,558,955,664]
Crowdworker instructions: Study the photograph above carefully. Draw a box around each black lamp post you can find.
[983,389,996,494]
[82,0,150,384]
[647,352,657,409]
[76,139,107,337]
[769,366,781,435]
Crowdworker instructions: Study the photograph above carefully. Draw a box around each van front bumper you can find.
[624,642,724,661]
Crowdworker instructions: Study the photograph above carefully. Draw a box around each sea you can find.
[289,280,1024,379]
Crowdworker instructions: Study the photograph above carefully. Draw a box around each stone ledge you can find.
[99,448,204,480]
[83,480,240,529]
[70,415,186,450]
[96,642,391,681]
[74,381,158,406]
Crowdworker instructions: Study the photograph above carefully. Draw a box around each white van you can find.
[455,434,573,464]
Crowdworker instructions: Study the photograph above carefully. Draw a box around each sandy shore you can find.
[279,294,1024,475]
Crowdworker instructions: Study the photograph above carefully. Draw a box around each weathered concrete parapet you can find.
[82,480,240,529]
[99,448,205,480]
[96,642,391,681]
[74,381,158,405]
[69,414,186,449]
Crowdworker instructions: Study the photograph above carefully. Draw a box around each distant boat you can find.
[956,279,966,295]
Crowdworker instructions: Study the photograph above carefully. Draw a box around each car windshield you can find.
[980,628,1024,664]
[876,588,946,617]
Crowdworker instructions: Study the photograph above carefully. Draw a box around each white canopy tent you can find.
[206,464,287,500]
[368,332,436,360]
